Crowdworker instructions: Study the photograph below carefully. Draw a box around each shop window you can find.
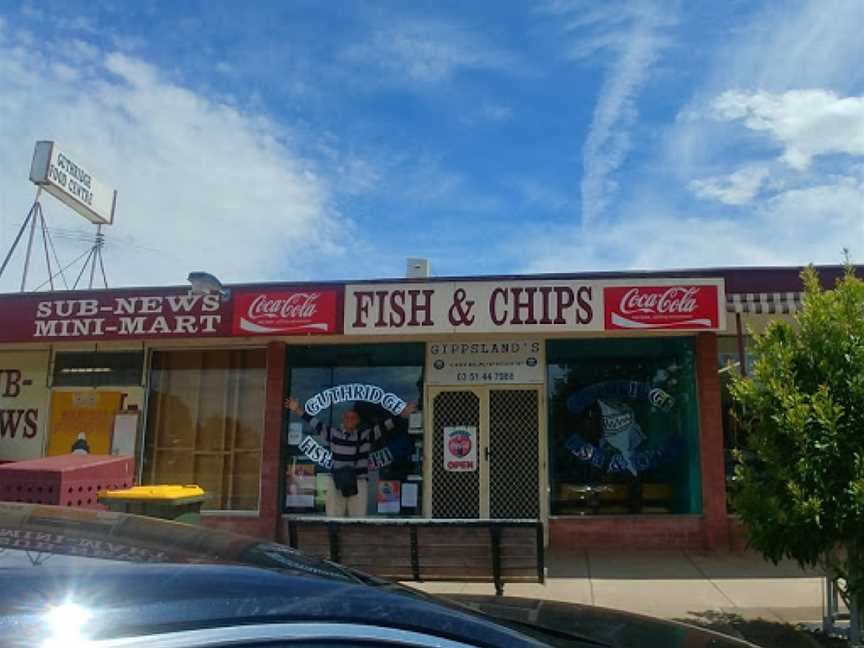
[285,343,424,518]
[53,351,144,387]
[717,335,754,377]
[547,338,702,516]
[142,349,266,511]
[717,336,754,509]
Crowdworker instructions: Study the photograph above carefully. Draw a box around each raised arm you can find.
[285,397,331,442]
[370,402,418,442]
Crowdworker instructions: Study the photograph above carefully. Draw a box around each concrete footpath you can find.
[407,549,831,627]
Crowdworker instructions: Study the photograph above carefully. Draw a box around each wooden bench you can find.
[286,517,545,596]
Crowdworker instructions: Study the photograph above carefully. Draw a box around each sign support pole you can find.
[0,187,55,293]
[0,204,35,283]
[38,204,55,291]
[87,225,100,289]
[4,141,116,292]
[71,224,107,290]
[20,195,40,292]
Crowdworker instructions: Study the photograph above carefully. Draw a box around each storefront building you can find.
[0,266,852,549]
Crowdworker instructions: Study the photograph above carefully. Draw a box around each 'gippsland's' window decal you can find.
[565,380,683,475]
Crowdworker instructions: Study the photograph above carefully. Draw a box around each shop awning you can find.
[726,292,803,314]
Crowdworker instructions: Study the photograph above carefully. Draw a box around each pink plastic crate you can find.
[0,454,135,509]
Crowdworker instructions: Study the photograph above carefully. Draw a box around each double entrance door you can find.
[427,385,544,520]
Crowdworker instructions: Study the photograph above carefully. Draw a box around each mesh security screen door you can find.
[431,390,481,518]
[489,388,541,519]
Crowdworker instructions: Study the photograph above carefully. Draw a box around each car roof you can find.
[0,503,541,647]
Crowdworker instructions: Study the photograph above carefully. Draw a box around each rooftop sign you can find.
[344,278,726,334]
[29,141,116,225]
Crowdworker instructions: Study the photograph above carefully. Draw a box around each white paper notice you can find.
[409,411,423,429]
[287,422,303,445]
[401,482,419,507]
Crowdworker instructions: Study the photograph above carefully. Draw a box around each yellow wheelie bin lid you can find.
[98,484,205,502]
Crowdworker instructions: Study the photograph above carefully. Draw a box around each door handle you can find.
[484,447,491,461]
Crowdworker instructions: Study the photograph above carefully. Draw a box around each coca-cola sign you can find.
[233,289,340,335]
[604,283,722,330]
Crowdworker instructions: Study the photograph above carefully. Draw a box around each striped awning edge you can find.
[726,292,803,314]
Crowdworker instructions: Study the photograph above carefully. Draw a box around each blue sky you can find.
[0,0,862,290]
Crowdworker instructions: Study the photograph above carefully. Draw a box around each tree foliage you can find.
[730,262,864,617]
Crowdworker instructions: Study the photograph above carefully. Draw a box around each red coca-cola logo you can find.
[248,293,319,320]
[232,289,340,335]
[604,284,720,330]
[448,431,472,458]
[620,287,699,315]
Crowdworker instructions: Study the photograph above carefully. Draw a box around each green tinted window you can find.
[547,338,702,515]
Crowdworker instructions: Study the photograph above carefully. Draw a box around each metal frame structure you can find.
[424,383,547,532]
[285,516,545,597]
[0,191,108,292]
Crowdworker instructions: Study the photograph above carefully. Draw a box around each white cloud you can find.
[715,0,864,93]
[110,34,148,53]
[544,1,677,224]
[689,164,770,206]
[518,175,863,273]
[19,2,98,34]
[512,177,572,213]
[0,31,351,292]
[459,102,514,126]
[341,19,519,84]
[664,0,864,183]
[762,175,864,232]
[477,103,513,122]
[579,0,864,275]
[710,90,864,170]
[19,4,43,21]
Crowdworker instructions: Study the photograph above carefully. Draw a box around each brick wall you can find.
[695,333,729,548]
[259,341,286,541]
[200,341,285,543]
[200,515,273,539]
[728,516,748,553]
[550,516,705,549]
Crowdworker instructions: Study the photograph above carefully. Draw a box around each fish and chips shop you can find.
[0,266,848,550]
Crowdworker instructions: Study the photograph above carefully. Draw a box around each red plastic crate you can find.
[0,454,135,510]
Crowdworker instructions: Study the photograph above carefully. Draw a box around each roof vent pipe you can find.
[406,258,431,279]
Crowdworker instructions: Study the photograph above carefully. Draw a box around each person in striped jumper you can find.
[285,397,417,517]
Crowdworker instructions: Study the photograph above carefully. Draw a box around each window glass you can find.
[717,335,753,509]
[548,338,702,515]
[143,349,266,511]
[52,351,144,387]
[285,344,424,518]
[717,335,754,376]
